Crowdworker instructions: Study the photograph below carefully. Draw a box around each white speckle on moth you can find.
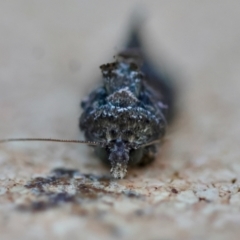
[106,131,112,142]
[110,162,127,179]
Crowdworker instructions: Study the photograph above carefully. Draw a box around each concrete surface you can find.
[1,1,240,240]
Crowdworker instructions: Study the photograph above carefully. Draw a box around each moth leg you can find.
[138,145,157,166]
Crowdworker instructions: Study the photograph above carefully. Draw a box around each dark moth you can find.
[79,23,175,179]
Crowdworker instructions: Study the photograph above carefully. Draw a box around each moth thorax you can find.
[107,88,139,107]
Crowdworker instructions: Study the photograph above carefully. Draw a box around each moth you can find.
[0,22,174,179]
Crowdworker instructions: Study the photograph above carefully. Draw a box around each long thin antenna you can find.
[0,138,100,146]
[139,139,162,148]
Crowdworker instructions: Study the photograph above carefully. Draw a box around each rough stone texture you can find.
[1,1,240,240]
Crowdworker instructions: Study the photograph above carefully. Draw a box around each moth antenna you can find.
[138,139,162,148]
[0,138,101,146]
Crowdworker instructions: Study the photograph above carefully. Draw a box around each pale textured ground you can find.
[1,1,240,240]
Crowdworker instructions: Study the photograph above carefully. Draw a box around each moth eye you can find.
[110,129,117,137]
[145,119,150,124]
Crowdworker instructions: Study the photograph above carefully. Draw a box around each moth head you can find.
[96,139,159,179]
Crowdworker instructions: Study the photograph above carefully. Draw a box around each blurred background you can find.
[1,1,240,239]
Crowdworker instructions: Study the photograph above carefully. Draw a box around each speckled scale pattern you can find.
[79,30,171,179]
